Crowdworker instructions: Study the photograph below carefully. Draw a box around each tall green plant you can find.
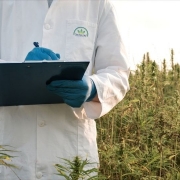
[0,145,20,180]
[54,156,105,180]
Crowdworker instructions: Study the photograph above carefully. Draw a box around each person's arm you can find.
[73,1,130,119]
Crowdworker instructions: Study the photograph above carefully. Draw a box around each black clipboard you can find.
[0,61,89,106]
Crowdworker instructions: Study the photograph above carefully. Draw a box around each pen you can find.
[33,42,39,47]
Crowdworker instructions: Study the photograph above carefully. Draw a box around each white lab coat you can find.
[0,0,130,179]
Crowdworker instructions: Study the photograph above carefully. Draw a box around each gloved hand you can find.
[47,76,97,108]
[25,47,60,61]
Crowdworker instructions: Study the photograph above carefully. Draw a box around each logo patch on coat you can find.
[73,27,88,37]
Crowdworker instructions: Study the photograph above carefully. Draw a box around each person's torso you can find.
[0,104,98,180]
[0,1,106,179]
[0,0,104,64]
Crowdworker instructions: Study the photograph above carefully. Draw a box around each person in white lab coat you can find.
[0,0,130,179]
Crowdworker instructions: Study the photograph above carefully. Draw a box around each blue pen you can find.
[32,42,60,60]
[33,42,39,47]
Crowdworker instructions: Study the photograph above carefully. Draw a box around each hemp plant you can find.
[0,145,21,180]
[97,50,180,179]
[54,156,105,180]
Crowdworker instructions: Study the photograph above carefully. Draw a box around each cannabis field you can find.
[97,50,180,179]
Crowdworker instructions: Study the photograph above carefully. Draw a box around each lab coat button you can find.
[36,172,42,179]
[38,121,46,127]
[44,23,51,30]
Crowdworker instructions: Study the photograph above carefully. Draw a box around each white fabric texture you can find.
[0,0,130,179]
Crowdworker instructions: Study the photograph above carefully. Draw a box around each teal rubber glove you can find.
[25,47,60,61]
[47,76,97,108]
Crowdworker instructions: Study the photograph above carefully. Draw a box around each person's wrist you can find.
[86,79,97,102]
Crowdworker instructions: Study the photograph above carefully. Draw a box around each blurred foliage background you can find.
[97,50,180,180]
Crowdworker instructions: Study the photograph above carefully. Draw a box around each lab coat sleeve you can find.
[72,2,130,120]
[0,1,1,60]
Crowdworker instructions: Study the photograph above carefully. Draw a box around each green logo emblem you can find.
[73,27,88,37]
